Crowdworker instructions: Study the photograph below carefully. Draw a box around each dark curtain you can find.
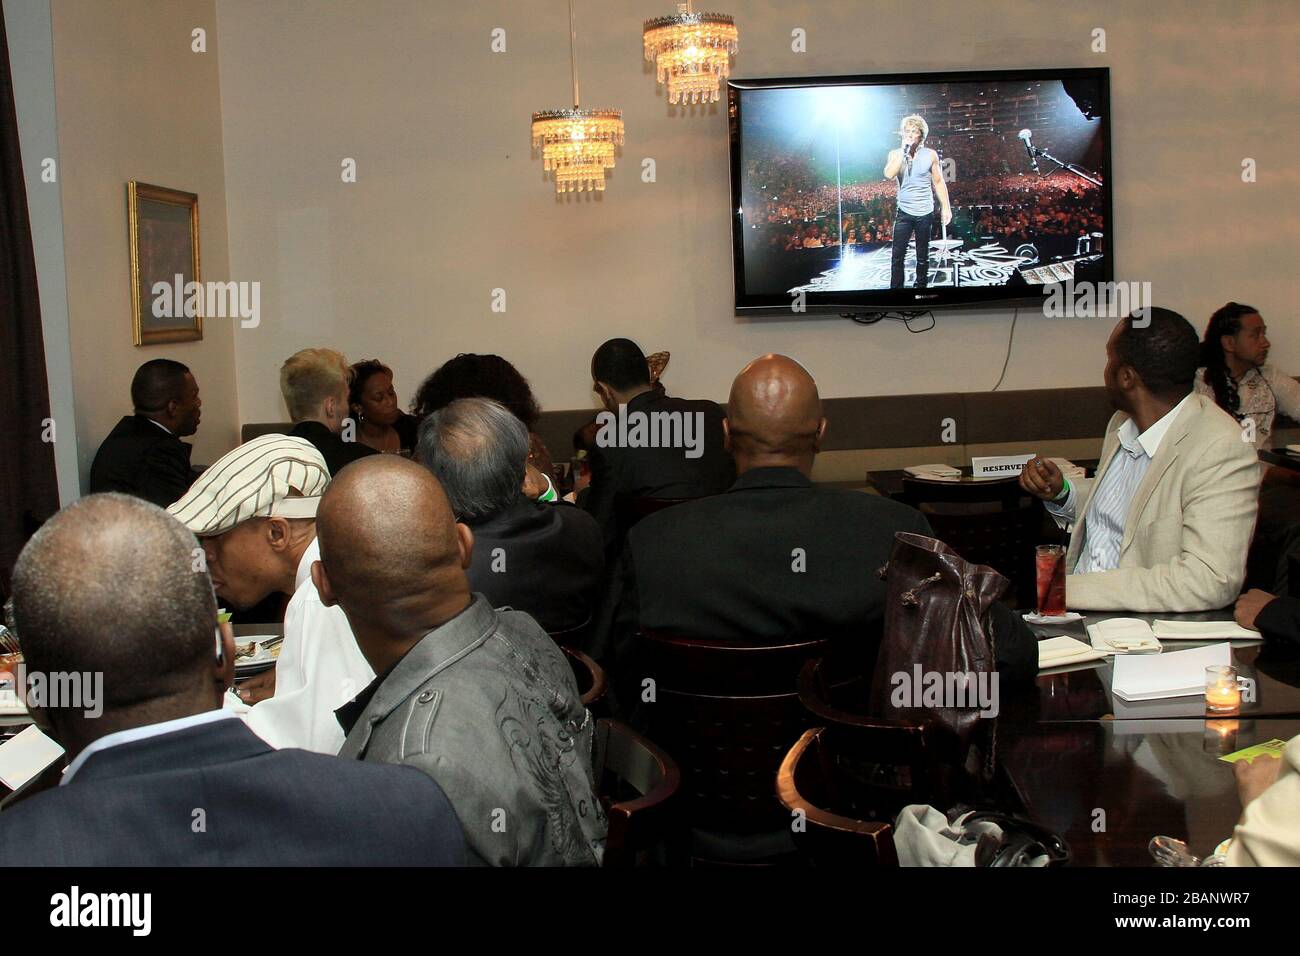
[0,5,60,601]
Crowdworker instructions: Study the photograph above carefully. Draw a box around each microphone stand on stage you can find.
[1021,131,1103,187]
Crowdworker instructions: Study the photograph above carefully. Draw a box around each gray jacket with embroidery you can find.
[337,594,606,866]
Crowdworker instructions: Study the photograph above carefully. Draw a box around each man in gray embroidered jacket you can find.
[314,455,605,866]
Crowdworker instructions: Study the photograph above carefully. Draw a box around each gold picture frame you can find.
[128,181,202,346]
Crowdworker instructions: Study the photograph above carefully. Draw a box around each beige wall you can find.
[51,0,237,478]
[201,0,1293,429]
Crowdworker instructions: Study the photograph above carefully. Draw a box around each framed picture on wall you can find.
[128,181,202,345]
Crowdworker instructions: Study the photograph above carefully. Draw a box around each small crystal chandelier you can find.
[531,0,624,193]
[643,2,739,105]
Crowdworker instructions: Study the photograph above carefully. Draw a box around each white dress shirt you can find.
[1046,394,1193,574]
[242,538,374,755]
[62,709,236,785]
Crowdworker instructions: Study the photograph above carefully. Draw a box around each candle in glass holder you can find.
[1205,665,1241,714]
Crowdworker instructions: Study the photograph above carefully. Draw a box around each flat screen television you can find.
[728,68,1113,315]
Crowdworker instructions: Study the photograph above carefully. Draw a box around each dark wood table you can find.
[868,459,1099,501]
[999,715,1300,866]
[1010,611,1300,723]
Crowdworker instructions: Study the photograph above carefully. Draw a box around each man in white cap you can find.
[167,434,373,754]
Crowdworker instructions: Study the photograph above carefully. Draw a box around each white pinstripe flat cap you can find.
[167,434,330,537]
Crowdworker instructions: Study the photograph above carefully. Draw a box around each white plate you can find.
[234,637,280,675]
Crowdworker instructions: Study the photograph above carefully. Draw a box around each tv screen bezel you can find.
[727,67,1114,315]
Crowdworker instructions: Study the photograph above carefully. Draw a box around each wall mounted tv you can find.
[728,68,1112,315]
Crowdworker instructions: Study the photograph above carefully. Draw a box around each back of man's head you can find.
[726,354,825,468]
[591,338,650,393]
[1114,308,1200,401]
[315,456,468,634]
[416,398,527,521]
[12,494,216,719]
[131,359,190,414]
[280,348,350,423]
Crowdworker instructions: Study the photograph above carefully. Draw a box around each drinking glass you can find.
[1035,545,1067,617]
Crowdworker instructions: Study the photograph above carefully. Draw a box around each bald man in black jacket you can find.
[607,354,1038,686]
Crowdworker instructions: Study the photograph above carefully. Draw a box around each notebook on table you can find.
[1111,642,1232,701]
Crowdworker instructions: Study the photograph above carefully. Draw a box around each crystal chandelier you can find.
[643,2,739,105]
[531,0,624,193]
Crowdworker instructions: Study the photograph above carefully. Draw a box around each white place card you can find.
[971,453,1035,478]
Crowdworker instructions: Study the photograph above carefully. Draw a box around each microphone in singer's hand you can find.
[1018,128,1040,173]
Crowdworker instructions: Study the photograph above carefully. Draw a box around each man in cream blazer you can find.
[1021,309,1260,612]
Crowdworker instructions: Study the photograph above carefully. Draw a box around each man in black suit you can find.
[0,493,464,866]
[418,397,602,634]
[88,359,201,506]
[281,347,378,475]
[611,354,1037,680]
[582,338,735,559]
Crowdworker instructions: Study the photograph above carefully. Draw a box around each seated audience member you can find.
[411,352,553,477]
[350,359,418,456]
[1196,303,1300,593]
[0,493,463,866]
[584,337,736,557]
[1235,589,1300,644]
[1195,302,1300,450]
[1226,734,1300,866]
[1019,309,1260,611]
[314,456,606,866]
[88,359,201,506]
[282,347,378,475]
[611,354,1037,680]
[417,398,602,634]
[167,434,373,754]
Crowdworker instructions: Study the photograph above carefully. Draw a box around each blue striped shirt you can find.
[1046,394,1191,573]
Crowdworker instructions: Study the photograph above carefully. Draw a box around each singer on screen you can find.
[883,114,952,289]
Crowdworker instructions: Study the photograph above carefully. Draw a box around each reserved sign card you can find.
[971,453,1035,478]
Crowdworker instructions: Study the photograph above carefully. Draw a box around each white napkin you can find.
[904,463,962,480]
[1111,642,1232,701]
[1088,618,1162,654]
[0,724,64,791]
[1038,635,1107,670]
[1151,620,1263,642]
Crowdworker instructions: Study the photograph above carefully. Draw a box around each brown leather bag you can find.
[869,532,1007,778]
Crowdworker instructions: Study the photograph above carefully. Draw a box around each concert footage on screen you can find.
[734,73,1110,305]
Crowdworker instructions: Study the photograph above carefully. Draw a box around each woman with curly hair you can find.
[411,354,556,497]
[1194,303,1300,449]
[411,353,542,429]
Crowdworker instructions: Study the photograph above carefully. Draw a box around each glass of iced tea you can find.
[1035,544,1067,617]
